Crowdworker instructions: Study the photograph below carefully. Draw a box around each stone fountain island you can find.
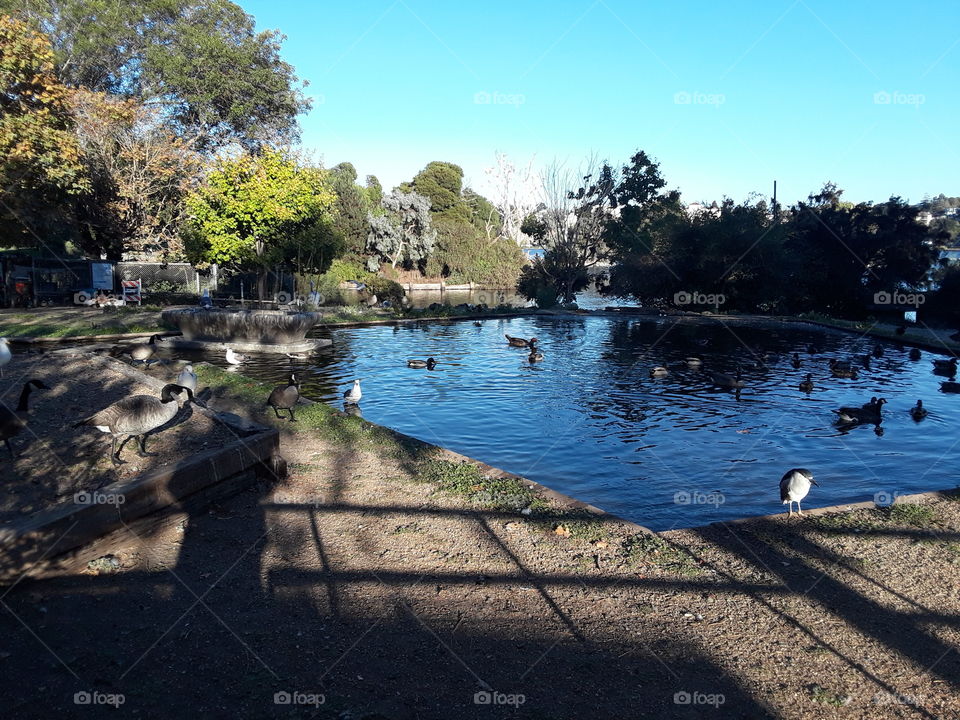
[161,307,331,354]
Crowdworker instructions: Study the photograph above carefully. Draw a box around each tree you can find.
[68,88,202,260]
[401,161,471,223]
[328,162,372,259]
[365,191,436,272]
[0,14,87,246]
[185,149,337,298]
[4,0,310,151]
[485,152,538,246]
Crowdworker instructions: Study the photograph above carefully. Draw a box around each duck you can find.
[908,348,922,361]
[176,364,197,394]
[473,321,483,327]
[834,397,886,425]
[909,400,928,421]
[780,468,818,517]
[872,344,884,358]
[685,357,703,368]
[806,344,821,355]
[506,334,537,348]
[932,357,958,375]
[828,358,852,371]
[0,379,48,458]
[268,373,301,421]
[790,353,801,369]
[649,365,668,377]
[343,379,362,404]
[940,381,960,393]
[529,350,545,363]
[225,347,247,365]
[762,352,781,364]
[828,359,858,379]
[799,374,814,393]
[74,383,193,465]
[407,358,437,369]
[0,337,10,377]
[116,334,164,363]
[709,367,745,389]
[860,354,872,369]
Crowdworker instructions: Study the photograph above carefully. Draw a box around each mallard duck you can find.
[806,344,821,355]
[932,357,958,375]
[506,334,537,348]
[828,359,858,379]
[685,357,703,368]
[909,400,927,421]
[780,468,818,517]
[791,353,801,369]
[763,352,781,364]
[343,379,362,404]
[407,358,437,369]
[799,374,814,392]
[908,348,921,361]
[709,367,745,389]
[940,381,960,393]
[528,350,544,363]
[834,397,886,425]
[872,344,884,358]
[649,366,668,378]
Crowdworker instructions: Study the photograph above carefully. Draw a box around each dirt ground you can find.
[0,361,957,719]
[0,353,238,524]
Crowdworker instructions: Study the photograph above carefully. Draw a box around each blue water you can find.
[191,316,960,530]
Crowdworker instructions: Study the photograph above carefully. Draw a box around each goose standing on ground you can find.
[910,400,928,421]
[0,337,11,377]
[0,379,48,458]
[74,384,193,465]
[268,373,301,421]
[835,397,886,425]
[505,335,537,348]
[343,379,362,404]
[117,334,163,363]
[407,358,436,369]
[225,347,247,365]
[909,348,922,361]
[780,468,818,517]
[176,364,197,394]
[529,350,544,363]
[799,374,814,393]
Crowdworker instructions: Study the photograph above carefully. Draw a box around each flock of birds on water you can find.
[0,320,958,517]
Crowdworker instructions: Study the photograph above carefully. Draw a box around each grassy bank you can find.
[0,307,167,338]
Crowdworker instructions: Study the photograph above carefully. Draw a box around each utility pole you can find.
[773,180,778,222]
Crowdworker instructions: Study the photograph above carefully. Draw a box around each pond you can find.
[171,315,960,531]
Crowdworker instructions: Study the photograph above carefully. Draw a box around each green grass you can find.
[415,459,547,512]
[621,534,703,576]
[811,511,880,534]
[882,503,938,528]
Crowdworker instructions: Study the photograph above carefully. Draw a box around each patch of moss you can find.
[882,503,938,528]
[415,460,544,512]
[621,534,703,577]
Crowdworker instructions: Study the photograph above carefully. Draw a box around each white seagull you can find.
[780,468,818,517]
[225,348,247,365]
[0,337,11,377]
[176,363,198,394]
[343,379,362,404]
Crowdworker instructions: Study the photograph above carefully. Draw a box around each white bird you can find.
[176,364,197,394]
[780,468,818,517]
[0,337,11,377]
[343,379,362,404]
[225,348,247,365]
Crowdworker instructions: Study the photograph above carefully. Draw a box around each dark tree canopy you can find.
[2,0,310,150]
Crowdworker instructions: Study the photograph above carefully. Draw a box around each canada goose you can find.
[872,344,884,358]
[176,364,197,394]
[74,383,193,465]
[791,353,801,369]
[0,337,10,377]
[709,367,745,389]
[0,379,48,458]
[932,357,958,375]
[529,350,544,363]
[780,468,818,517]
[835,397,886,425]
[908,348,921,361]
[407,358,436,369]
[649,366,668,377]
[343,379,362,404]
[940,381,960,393]
[268,373,301,421]
[909,400,928,421]
[116,334,163,363]
[799,374,814,392]
[225,347,247,365]
[686,357,703,368]
[505,335,537,348]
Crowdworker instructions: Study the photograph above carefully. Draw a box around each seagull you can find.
[780,468,818,517]
[225,348,247,365]
[343,379,362,404]
[176,364,197,394]
[0,337,11,377]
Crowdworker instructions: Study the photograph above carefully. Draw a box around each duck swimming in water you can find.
[506,335,537,348]
[407,358,437,369]
[799,374,814,392]
[909,400,928,421]
[835,397,886,425]
[528,350,544,363]
[649,366,668,378]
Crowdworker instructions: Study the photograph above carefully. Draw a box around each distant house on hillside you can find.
[686,201,720,218]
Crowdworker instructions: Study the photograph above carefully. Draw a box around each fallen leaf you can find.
[554,525,571,537]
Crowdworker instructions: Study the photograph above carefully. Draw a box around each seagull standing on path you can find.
[344,379,362,404]
[780,468,818,517]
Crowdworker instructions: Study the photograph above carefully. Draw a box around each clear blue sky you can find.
[242,0,958,206]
